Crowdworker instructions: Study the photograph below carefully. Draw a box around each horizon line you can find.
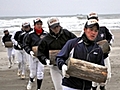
[0,13,120,18]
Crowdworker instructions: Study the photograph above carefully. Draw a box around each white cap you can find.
[33,18,42,25]
[87,12,98,20]
[85,19,99,30]
[22,22,30,27]
[47,17,60,28]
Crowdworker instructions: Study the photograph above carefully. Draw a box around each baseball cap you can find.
[33,18,42,25]
[87,12,98,20]
[84,19,99,30]
[22,22,30,27]
[47,17,60,29]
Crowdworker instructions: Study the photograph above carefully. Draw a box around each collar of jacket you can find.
[49,28,63,38]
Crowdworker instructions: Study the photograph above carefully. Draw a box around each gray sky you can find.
[0,0,120,17]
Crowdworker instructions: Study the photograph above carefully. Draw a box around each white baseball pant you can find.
[29,56,44,79]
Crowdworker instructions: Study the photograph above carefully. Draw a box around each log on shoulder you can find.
[66,58,107,83]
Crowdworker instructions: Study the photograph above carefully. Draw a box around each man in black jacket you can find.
[2,30,15,68]
[37,17,77,90]
[24,18,48,90]
[18,22,33,80]
[11,24,26,79]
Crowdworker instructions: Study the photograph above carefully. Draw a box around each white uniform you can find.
[11,30,27,77]
[1,34,15,68]
[15,49,26,75]
[50,65,62,90]
[29,56,44,79]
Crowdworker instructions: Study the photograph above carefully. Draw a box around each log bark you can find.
[97,39,110,54]
[4,41,13,48]
[49,50,60,65]
[66,58,107,83]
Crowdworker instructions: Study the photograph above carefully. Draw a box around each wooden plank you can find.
[66,58,107,83]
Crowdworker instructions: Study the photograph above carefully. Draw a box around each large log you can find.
[32,46,38,56]
[97,40,110,54]
[66,58,107,83]
[4,41,13,48]
[49,50,60,65]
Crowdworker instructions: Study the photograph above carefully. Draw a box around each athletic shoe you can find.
[27,81,33,90]
[100,86,106,90]
[33,78,35,82]
[8,63,12,68]
[21,74,25,79]
[17,70,21,76]
[92,86,97,90]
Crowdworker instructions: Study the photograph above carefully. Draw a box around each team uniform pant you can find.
[15,49,26,75]
[62,86,91,90]
[29,56,44,79]
[24,51,30,67]
[6,47,15,65]
[50,65,62,90]
[92,56,111,87]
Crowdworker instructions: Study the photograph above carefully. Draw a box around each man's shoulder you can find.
[29,30,34,34]
[67,37,82,45]
[63,28,71,33]
[100,26,108,30]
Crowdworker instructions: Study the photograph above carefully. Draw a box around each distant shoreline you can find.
[0,13,120,18]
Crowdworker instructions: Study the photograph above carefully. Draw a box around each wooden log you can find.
[4,41,13,48]
[97,40,110,54]
[32,46,38,56]
[66,58,107,83]
[49,50,60,65]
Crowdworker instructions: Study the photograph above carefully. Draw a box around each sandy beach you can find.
[0,30,120,90]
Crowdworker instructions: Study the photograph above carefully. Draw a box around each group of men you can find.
[1,12,114,90]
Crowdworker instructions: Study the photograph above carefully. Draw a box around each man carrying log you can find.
[56,19,105,90]
[1,30,15,68]
[37,17,77,90]
[24,18,48,90]
[87,12,114,90]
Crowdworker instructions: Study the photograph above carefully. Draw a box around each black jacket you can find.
[11,29,24,50]
[18,28,33,49]
[96,26,114,58]
[96,26,113,44]
[37,28,77,65]
[24,29,48,54]
[2,34,12,43]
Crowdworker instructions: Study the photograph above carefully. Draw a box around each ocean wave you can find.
[0,14,120,32]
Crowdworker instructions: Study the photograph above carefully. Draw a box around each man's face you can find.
[50,25,61,34]
[34,22,42,29]
[4,31,9,35]
[24,26,30,31]
[84,26,98,41]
